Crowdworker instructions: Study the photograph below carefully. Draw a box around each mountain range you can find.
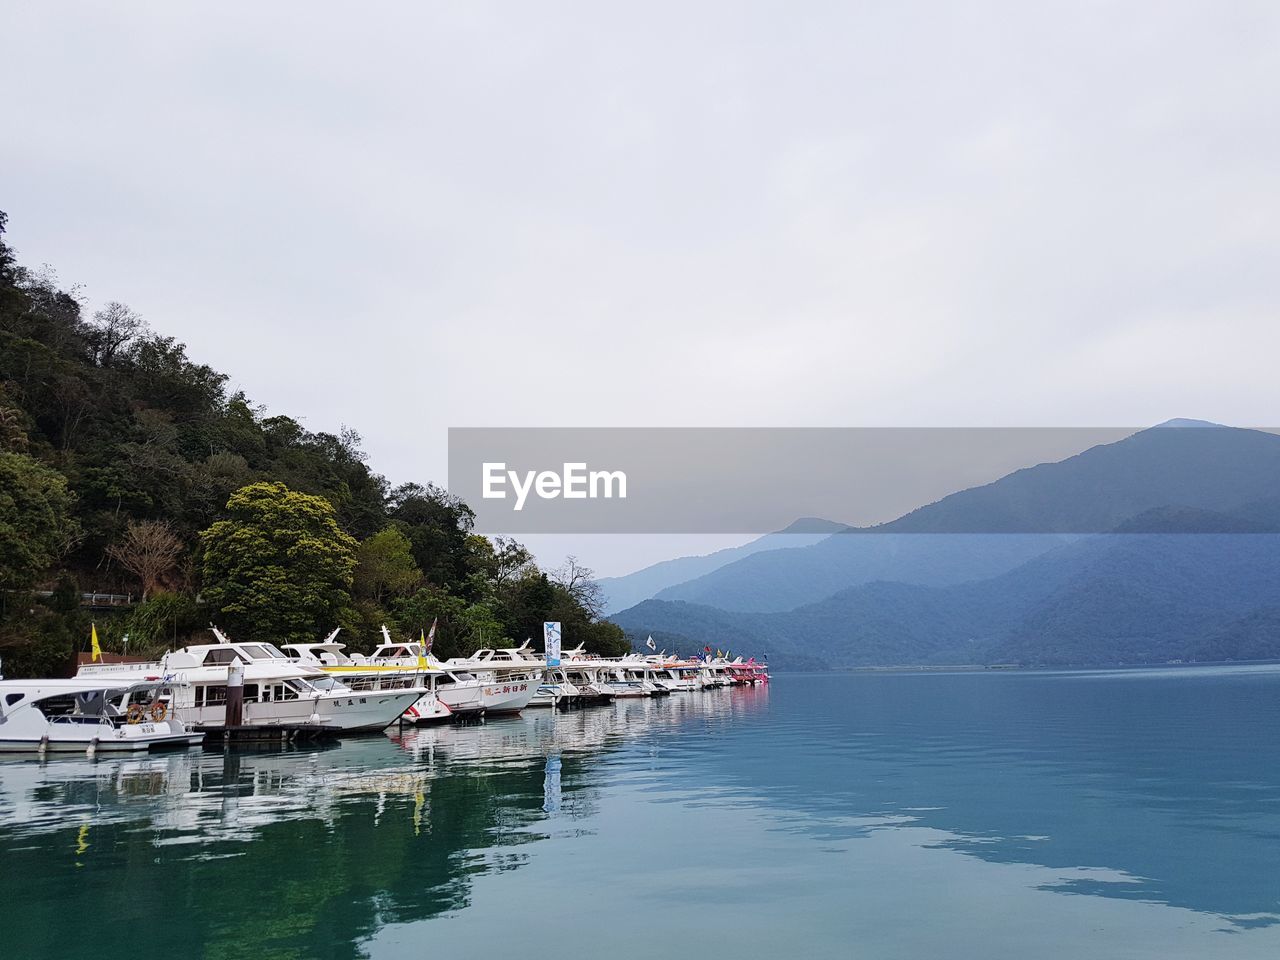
[607,422,1280,668]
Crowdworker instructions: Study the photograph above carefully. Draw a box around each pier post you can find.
[225,660,244,727]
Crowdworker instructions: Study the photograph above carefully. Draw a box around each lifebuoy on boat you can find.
[149,701,168,721]
[126,703,145,724]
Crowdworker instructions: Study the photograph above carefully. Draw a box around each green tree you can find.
[0,450,77,591]
[354,526,421,603]
[388,483,476,593]
[395,587,506,660]
[200,481,357,643]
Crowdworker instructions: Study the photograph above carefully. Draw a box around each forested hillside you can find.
[0,210,626,677]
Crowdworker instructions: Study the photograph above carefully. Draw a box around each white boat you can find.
[560,662,618,703]
[282,633,452,725]
[362,631,537,716]
[440,643,542,715]
[0,677,203,753]
[527,667,582,707]
[349,633,484,717]
[642,657,700,691]
[77,633,422,732]
[606,657,665,697]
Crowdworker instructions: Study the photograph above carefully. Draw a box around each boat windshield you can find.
[203,648,246,665]
[308,675,349,693]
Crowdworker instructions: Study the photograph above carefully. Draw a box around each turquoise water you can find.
[4,667,1280,959]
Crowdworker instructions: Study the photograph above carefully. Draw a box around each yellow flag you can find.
[417,629,427,671]
[90,623,102,663]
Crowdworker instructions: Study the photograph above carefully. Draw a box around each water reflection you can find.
[0,691,768,960]
[4,671,1280,959]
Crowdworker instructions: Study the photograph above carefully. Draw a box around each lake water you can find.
[4,666,1280,959]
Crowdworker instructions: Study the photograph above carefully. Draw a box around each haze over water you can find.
[4,666,1279,959]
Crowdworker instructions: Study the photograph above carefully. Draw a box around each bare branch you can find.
[106,519,183,599]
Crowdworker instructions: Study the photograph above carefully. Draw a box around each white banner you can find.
[544,621,562,667]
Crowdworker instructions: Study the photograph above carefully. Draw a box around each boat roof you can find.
[0,677,182,699]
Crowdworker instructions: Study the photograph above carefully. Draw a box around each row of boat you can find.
[0,629,769,754]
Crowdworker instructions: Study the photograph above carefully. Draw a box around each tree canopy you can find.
[0,450,76,591]
[201,481,358,644]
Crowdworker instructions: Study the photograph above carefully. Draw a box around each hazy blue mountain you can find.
[613,532,1280,669]
[653,533,1067,612]
[596,518,845,614]
[612,423,1280,667]
[879,421,1280,533]
[644,423,1280,615]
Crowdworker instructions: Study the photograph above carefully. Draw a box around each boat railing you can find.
[79,660,166,675]
[47,714,115,726]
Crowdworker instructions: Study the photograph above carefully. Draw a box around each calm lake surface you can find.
[4,666,1280,959]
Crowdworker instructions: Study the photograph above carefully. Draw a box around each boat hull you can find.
[479,679,536,714]
[402,693,452,725]
[0,721,203,753]
[189,691,422,732]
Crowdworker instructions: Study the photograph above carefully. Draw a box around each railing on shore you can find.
[31,590,136,608]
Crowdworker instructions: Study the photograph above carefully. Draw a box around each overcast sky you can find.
[2,2,1278,575]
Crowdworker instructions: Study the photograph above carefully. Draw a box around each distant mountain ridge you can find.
[596,518,845,614]
[876,421,1280,533]
[614,531,1280,668]
[653,533,1067,612]
[638,423,1280,613]
[610,423,1280,667]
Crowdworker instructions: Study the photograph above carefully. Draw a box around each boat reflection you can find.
[0,688,768,960]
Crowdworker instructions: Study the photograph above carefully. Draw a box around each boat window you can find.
[202,648,244,665]
[309,676,343,692]
[259,644,288,659]
[243,683,259,703]
[35,694,77,716]
[276,679,310,700]
[203,685,228,706]
[4,693,22,706]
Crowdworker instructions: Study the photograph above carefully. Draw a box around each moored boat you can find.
[0,677,203,753]
[282,633,453,725]
[78,632,422,732]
